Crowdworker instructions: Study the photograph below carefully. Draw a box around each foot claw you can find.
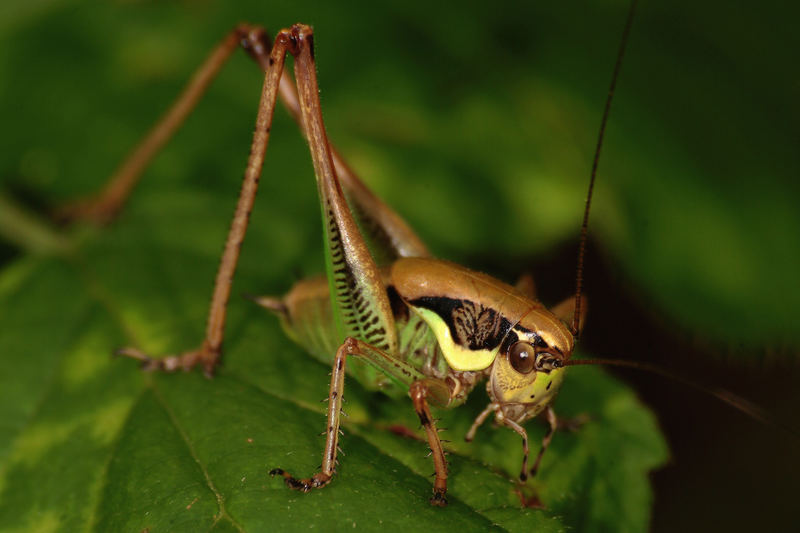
[515,487,545,509]
[270,468,332,492]
[114,345,220,375]
[429,489,448,507]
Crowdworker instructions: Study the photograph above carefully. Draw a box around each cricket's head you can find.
[488,310,573,423]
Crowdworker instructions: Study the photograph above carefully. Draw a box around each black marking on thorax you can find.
[409,296,512,351]
[386,285,409,323]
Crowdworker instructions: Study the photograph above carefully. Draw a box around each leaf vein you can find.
[151,383,247,533]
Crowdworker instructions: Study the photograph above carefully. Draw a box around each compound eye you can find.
[509,341,536,374]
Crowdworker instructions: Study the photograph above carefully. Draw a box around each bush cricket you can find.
[47,0,796,516]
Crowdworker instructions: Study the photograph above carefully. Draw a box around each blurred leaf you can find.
[2,0,797,347]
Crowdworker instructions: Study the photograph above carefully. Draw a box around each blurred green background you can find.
[0,0,798,531]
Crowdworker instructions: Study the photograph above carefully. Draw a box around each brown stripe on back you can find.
[391,258,546,324]
[392,257,573,354]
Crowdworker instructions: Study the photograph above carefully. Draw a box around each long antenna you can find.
[572,0,639,337]
[562,357,799,438]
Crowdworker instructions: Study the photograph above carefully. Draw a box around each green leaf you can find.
[1,0,796,532]
[0,216,666,531]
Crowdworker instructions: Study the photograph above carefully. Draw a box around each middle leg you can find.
[270,337,451,501]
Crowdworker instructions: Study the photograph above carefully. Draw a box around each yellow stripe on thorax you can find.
[412,307,498,371]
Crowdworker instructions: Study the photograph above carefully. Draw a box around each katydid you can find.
[60,1,780,509]
[91,22,597,506]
